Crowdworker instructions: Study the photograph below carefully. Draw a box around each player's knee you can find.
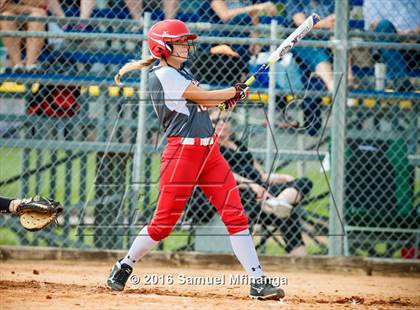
[147,224,173,241]
[224,213,249,235]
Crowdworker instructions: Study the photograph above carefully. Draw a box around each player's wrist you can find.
[233,83,249,101]
[9,199,21,213]
[228,86,236,99]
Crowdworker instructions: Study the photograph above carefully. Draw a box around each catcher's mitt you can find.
[17,196,63,231]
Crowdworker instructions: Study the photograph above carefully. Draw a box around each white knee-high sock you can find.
[229,229,265,278]
[121,226,159,267]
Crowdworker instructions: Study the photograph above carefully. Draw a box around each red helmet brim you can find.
[165,33,198,42]
[185,33,197,40]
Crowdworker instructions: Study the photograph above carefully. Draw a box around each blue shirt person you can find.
[363,0,419,90]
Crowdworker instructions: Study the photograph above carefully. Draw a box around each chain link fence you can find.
[0,0,418,259]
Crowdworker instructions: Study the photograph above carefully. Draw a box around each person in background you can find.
[285,0,358,136]
[286,0,357,92]
[208,0,277,59]
[210,0,277,25]
[363,0,419,91]
[75,0,179,30]
[47,0,65,17]
[210,111,313,256]
[190,0,277,87]
[0,0,50,73]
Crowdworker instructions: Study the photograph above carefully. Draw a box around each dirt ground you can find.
[0,260,419,310]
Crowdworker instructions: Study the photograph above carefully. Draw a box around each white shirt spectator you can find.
[363,0,420,32]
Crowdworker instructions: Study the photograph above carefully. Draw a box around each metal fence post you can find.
[329,0,349,256]
[129,12,151,244]
[265,19,277,173]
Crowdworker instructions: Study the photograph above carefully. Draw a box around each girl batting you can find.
[106,19,284,300]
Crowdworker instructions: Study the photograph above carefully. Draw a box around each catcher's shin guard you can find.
[249,276,285,300]
[107,260,133,291]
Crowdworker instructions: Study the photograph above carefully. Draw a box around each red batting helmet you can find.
[148,19,197,59]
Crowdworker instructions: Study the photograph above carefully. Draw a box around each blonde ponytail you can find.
[114,56,156,85]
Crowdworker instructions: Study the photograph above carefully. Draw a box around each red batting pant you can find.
[147,136,249,241]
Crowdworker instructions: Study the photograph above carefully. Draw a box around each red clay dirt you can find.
[0,260,419,309]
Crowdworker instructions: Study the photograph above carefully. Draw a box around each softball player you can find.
[107,19,284,300]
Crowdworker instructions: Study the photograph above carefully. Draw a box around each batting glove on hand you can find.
[218,83,249,111]
[218,98,238,111]
[233,83,250,101]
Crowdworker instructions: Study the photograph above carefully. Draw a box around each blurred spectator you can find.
[77,0,179,27]
[208,112,313,256]
[363,0,419,91]
[210,0,277,24]
[209,0,277,59]
[142,0,180,19]
[190,1,277,85]
[0,0,48,73]
[48,0,65,17]
[286,0,356,92]
[364,0,420,35]
[285,0,359,136]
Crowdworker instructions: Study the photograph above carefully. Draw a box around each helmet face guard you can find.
[165,38,197,61]
[148,19,198,60]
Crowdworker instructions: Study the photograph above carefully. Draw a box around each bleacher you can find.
[1,0,418,94]
[1,0,418,88]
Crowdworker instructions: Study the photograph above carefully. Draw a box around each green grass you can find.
[0,147,21,196]
[0,227,19,245]
[0,147,97,203]
[162,231,190,251]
